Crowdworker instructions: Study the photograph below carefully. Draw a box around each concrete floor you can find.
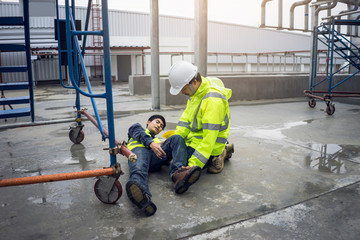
[1,83,360,240]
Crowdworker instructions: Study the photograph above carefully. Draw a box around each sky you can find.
[64,0,349,29]
[51,0,264,27]
[3,0,350,30]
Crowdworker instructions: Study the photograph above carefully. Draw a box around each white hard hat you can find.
[168,61,198,95]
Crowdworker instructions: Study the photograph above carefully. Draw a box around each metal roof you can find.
[0,2,313,52]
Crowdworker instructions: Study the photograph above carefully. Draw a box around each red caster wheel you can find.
[326,103,335,115]
[94,178,122,204]
[69,128,85,144]
[308,99,316,108]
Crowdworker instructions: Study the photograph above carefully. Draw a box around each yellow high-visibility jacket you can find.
[175,76,232,168]
[127,127,161,151]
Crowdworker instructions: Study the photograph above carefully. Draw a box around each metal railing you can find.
[129,50,347,75]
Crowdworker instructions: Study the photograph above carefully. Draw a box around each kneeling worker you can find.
[168,60,234,188]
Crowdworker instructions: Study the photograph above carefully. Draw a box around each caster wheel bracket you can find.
[96,175,117,195]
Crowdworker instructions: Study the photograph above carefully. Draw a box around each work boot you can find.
[126,181,157,216]
[207,149,227,174]
[207,143,235,174]
[172,166,201,194]
[225,143,234,159]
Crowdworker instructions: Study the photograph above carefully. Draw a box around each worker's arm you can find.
[127,123,153,148]
[188,97,227,168]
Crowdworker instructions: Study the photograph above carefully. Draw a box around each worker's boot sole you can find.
[207,150,226,174]
[126,181,157,216]
[225,143,234,159]
[175,166,201,194]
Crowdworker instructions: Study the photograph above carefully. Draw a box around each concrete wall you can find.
[129,75,151,95]
[129,74,360,105]
[117,55,132,82]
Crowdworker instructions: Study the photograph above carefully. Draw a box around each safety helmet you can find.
[168,61,198,95]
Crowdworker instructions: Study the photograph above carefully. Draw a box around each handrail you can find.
[69,10,106,140]
[66,12,106,99]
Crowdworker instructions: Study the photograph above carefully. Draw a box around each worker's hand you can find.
[181,166,191,170]
[150,142,166,159]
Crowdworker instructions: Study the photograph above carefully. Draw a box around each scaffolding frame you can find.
[53,0,135,204]
[305,18,360,115]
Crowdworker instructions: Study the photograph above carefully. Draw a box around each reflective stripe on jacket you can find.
[127,127,161,151]
[175,76,232,168]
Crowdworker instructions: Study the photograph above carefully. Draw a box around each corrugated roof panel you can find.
[30,17,54,28]
[0,2,20,17]
[109,10,149,37]
[160,15,193,38]
[34,58,62,81]
[0,51,27,83]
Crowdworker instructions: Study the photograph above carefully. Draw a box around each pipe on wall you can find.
[314,0,339,27]
[336,0,359,34]
[305,2,310,31]
[260,0,273,28]
[290,0,312,30]
[278,0,283,29]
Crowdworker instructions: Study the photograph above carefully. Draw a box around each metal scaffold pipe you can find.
[0,168,114,187]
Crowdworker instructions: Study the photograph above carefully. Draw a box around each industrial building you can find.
[1,0,322,84]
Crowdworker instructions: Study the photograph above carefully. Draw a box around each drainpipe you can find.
[305,2,310,31]
[290,0,312,30]
[278,0,283,29]
[314,0,339,27]
[260,0,273,28]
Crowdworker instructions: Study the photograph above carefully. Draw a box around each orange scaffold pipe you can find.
[0,168,115,187]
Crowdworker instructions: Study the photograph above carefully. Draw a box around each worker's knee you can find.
[167,134,183,144]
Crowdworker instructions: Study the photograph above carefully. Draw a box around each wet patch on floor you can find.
[303,119,315,124]
[305,144,360,173]
[45,106,71,111]
[348,108,360,113]
[244,121,308,140]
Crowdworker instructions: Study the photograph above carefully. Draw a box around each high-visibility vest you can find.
[127,128,161,151]
[175,76,232,168]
